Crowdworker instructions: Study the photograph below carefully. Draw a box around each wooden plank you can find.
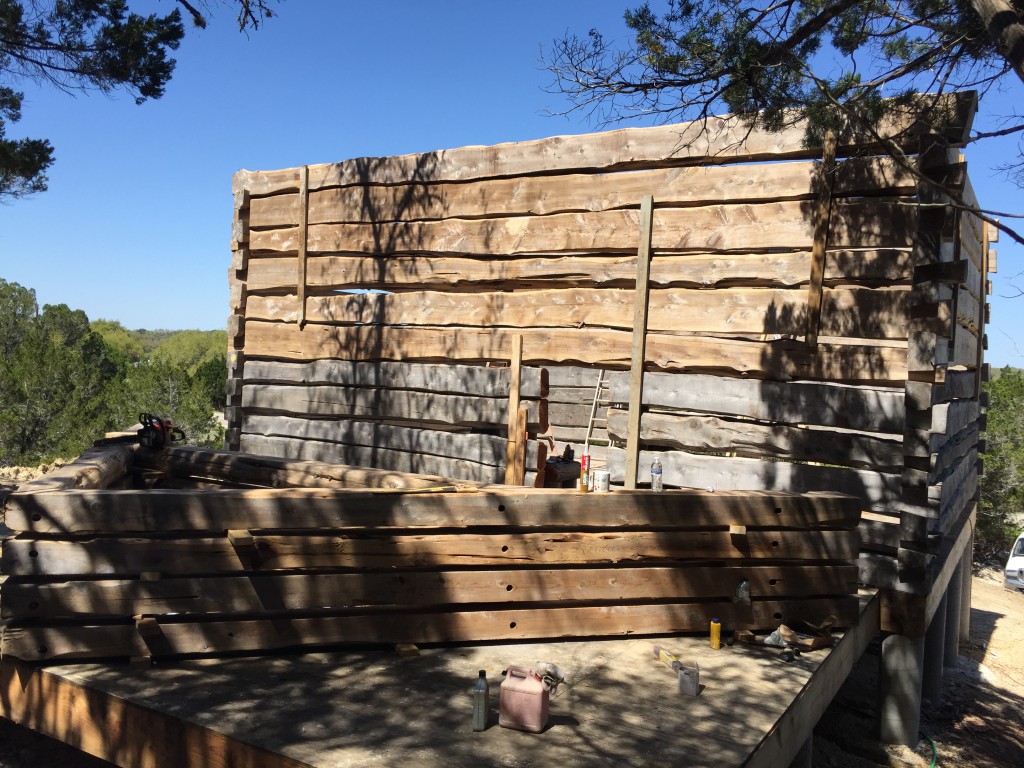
[132,446,458,491]
[510,405,528,486]
[2,530,860,576]
[246,200,916,256]
[234,92,975,194]
[805,132,837,345]
[608,447,900,511]
[239,434,527,486]
[247,157,915,227]
[241,383,545,431]
[904,370,978,408]
[241,415,544,469]
[243,286,910,339]
[2,564,860,620]
[504,334,524,485]
[607,409,903,471]
[0,661,309,768]
[10,445,134,493]
[244,249,914,292]
[624,195,655,490]
[609,372,905,434]
[5,487,863,535]
[296,165,309,328]
[241,359,546,399]
[546,367,627,388]
[2,597,860,662]
[242,321,908,384]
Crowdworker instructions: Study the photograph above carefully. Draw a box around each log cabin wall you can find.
[227,93,991,603]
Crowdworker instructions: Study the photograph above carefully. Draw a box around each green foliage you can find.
[0,1,275,201]
[980,367,1024,554]
[0,278,226,465]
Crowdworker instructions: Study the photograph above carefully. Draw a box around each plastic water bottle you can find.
[472,670,489,731]
[651,457,664,492]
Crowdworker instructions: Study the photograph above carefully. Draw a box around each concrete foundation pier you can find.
[879,633,925,746]
[944,564,963,668]
[959,533,974,640]
[922,592,948,705]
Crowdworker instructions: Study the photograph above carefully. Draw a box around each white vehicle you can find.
[1006,532,1024,593]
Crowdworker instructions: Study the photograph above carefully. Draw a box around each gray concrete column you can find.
[944,564,963,668]
[787,734,812,768]
[959,532,974,640]
[922,592,947,705]
[879,634,925,746]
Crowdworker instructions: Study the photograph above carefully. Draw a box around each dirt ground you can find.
[0,471,1022,767]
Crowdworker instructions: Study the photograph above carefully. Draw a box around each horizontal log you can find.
[241,383,546,431]
[859,512,901,554]
[904,370,978,408]
[242,321,909,384]
[609,371,906,433]
[2,564,860,620]
[242,359,546,398]
[242,415,544,468]
[244,286,910,340]
[247,201,915,256]
[243,249,914,292]
[4,487,861,535]
[10,446,134,494]
[247,157,915,227]
[2,530,860,576]
[608,448,901,512]
[132,446,459,491]
[239,434,529,487]
[546,367,628,388]
[234,92,974,193]
[544,425,611,446]
[607,410,903,471]
[1,597,860,661]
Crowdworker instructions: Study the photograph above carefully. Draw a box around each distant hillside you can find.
[91,321,226,374]
[989,365,1023,381]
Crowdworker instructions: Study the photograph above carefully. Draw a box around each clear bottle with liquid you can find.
[472,669,489,731]
[651,457,664,492]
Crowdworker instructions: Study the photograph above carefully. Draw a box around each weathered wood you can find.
[608,448,899,511]
[904,370,978,408]
[247,157,915,227]
[234,92,975,194]
[247,201,915,256]
[132,446,458,490]
[296,165,309,327]
[10,445,135,494]
[504,334,524,485]
[242,321,908,383]
[2,530,860,576]
[609,372,906,433]
[241,415,544,469]
[2,564,860,620]
[4,487,862,535]
[624,195,655,490]
[239,434,534,487]
[241,383,546,431]
[806,133,837,345]
[1,597,860,662]
[244,249,914,292]
[241,359,546,399]
[244,286,910,339]
[607,409,904,471]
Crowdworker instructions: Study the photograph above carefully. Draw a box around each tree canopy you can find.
[0,0,274,200]
[547,0,1024,243]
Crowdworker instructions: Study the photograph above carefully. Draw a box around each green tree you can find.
[547,1,1024,244]
[152,329,227,374]
[980,367,1024,553]
[91,318,146,363]
[0,0,274,200]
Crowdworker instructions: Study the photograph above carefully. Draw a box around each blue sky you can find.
[0,1,1021,367]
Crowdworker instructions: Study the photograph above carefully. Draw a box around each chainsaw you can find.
[137,413,187,449]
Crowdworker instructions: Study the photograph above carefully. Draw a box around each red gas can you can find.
[498,666,549,733]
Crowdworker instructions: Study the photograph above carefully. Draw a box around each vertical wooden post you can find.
[805,132,837,346]
[623,195,655,489]
[297,165,310,329]
[504,334,524,485]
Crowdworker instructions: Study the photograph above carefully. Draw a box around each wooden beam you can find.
[504,334,524,485]
[4,487,863,535]
[296,165,309,329]
[624,195,655,489]
[11,445,134,493]
[805,132,837,345]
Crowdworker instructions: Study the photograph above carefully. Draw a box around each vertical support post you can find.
[944,563,963,667]
[297,164,310,329]
[959,530,974,640]
[504,334,524,485]
[623,195,655,489]
[922,592,948,704]
[805,132,836,346]
[879,634,925,746]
